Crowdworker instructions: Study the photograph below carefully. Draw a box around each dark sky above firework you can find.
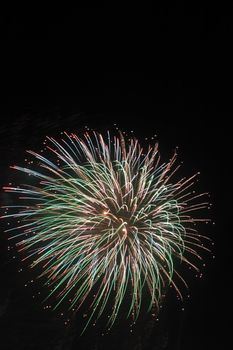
[1,6,232,350]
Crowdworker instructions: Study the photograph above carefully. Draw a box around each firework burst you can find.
[1,130,210,332]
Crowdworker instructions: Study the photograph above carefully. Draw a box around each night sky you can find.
[1,6,232,350]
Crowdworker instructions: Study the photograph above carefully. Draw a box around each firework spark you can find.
[1,131,210,331]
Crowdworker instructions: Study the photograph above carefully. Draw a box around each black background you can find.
[0,5,232,349]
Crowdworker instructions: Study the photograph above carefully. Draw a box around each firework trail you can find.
[1,131,210,332]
